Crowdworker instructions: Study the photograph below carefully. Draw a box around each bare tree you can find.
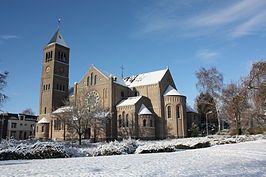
[195,67,224,133]
[52,88,111,145]
[0,71,8,111]
[222,82,249,135]
[21,108,35,115]
[245,61,266,129]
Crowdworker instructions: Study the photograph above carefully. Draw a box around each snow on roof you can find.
[163,85,182,96]
[186,105,197,113]
[138,104,152,115]
[48,30,68,48]
[116,96,142,107]
[53,106,72,114]
[124,69,168,87]
[38,117,50,124]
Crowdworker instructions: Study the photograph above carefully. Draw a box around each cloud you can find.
[134,0,266,39]
[0,35,19,40]
[195,49,220,63]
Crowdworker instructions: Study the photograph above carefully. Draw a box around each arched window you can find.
[51,51,53,59]
[143,119,146,127]
[105,89,107,98]
[176,105,180,118]
[121,91,125,98]
[41,126,44,132]
[87,77,90,86]
[90,72,93,85]
[61,52,63,60]
[63,53,66,61]
[126,114,129,127]
[122,111,125,127]
[150,120,153,127]
[118,115,122,128]
[167,106,171,118]
[94,75,97,85]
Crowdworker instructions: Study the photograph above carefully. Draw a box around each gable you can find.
[78,65,110,87]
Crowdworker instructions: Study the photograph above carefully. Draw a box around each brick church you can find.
[36,29,197,141]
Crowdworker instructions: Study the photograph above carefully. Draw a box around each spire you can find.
[47,29,68,48]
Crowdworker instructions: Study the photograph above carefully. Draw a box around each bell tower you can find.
[36,29,70,139]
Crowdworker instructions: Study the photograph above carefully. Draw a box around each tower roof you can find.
[48,30,68,48]
[163,85,183,96]
[138,104,152,115]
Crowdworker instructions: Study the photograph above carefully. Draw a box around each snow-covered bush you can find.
[92,139,139,156]
[135,142,176,154]
[0,141,67,160]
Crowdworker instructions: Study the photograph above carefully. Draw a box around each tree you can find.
[222,82,249,135]
[21,108,35,115]
[245,61,266,129]
[195,67,223,133]
[195,92,218,133]
[53,88,111,145]
[0,71,8,111]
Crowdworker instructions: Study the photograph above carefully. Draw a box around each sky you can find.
[0,0,266,114]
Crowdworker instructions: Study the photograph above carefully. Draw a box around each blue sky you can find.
[1,0,266,114]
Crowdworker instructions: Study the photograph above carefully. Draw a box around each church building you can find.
[36,29,197,141]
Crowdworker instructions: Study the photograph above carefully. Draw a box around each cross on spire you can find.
[57,18,61,30]
[120,65,125,78]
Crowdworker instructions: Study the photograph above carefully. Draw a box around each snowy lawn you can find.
[0,140,265,177]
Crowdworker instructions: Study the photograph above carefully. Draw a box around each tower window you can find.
[58,51,61,60]
[63,53,66,62]
[121,91,125,98]
[41,126,44,132]
[150,120,153,127]
[167,106,171,118]
[44,107,47,114]
[51,51,53,59]
[48,84,50,90]
[62,85,65,91]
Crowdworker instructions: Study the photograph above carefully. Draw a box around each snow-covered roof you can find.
[163,85,182,96]
[38,117,50,124]
[48,30,68,48]
[124,69,168,87]
[53,106,72,114]
[186,105,197,113]
[138,104,152,115]
[116,96,142,107]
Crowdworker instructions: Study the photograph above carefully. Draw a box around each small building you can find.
[0,113,37,140]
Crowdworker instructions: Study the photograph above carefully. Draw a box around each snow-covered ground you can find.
[0,140,265,177]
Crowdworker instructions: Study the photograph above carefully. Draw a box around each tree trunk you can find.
[78,133,82,145]
[93,128,96,143]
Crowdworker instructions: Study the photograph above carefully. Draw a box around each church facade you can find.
[36,30,196,141]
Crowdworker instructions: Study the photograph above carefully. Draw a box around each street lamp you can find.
[206,111,212,136]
